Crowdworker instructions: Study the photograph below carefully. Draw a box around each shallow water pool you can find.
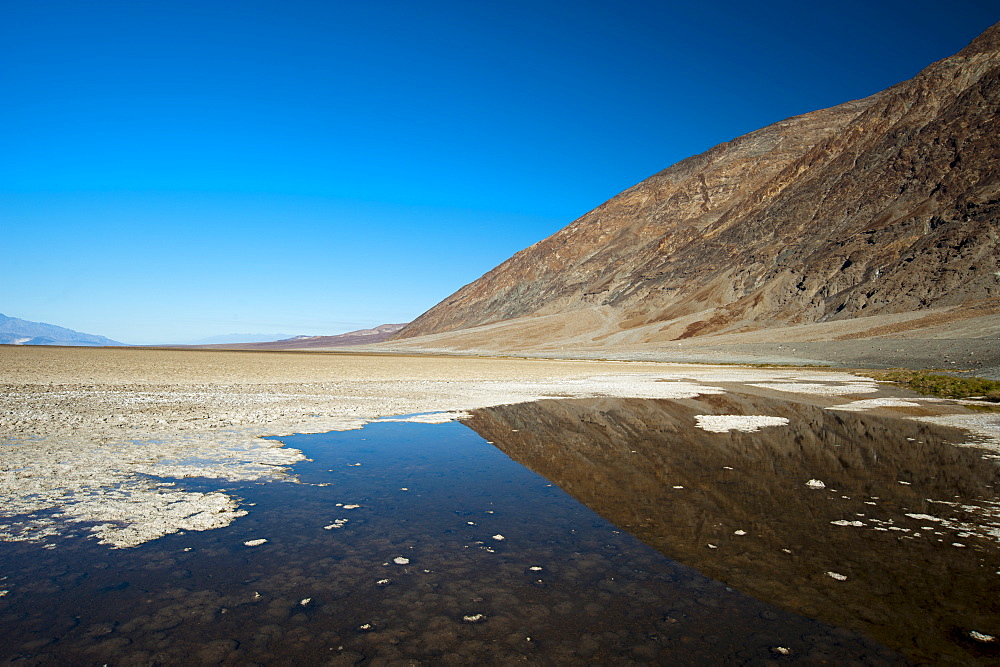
[0,405,914,664]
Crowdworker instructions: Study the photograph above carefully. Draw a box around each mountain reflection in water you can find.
[466,395,1000,664]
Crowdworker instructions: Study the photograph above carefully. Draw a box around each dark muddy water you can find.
[1,397,997,664]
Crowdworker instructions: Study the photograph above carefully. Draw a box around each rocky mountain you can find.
[392,23,1000,350]
[193,323,408,349]
[0,313,124,347]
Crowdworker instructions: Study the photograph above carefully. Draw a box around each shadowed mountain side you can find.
[393,23,1000,349]
[465,396,1000,663]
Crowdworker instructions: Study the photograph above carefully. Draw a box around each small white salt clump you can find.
[379,411,470,424]
[806,479,826,489]
[734,530,747,536]
[343,504,361,509]
[831,520,864,527]
[244,538,267,547]
[826,571,847,581]
[969,630,996,642]
[694,415,790,433]
[748,381,878,395]
[300,598,311,606]
[376,579,391,585]
[829,398,921,412]
[393,556,410,565]
[672,485,684,489]
[0,590,8,597]
[359,623,373,631]
[772,647,792,655]
[905,513,941,522]
[463,613,486,623]
[529,566,543,571]
[707,544,718,549]
[492,534,505,541]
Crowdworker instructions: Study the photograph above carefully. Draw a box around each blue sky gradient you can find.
[2,1,996,344]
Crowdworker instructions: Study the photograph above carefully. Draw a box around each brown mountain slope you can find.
[393,23,1000,345]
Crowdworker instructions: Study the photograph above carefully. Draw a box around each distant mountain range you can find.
[0,315,408,350]
[182,333,298,345]
[190,324,408,349]
[0,313,125,347]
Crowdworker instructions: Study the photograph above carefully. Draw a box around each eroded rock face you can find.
[394,23,1000,342]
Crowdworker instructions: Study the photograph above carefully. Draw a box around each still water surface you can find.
[1,395,997,664]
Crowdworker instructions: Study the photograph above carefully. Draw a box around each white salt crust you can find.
[828,398,924,411]
[694,415,790,433]
[3,367,992,548]
[749,382,879,396]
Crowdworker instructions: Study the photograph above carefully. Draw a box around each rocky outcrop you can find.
[394,23,1000,343]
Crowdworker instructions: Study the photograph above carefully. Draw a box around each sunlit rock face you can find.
[465,396,1000,664]
[394,23,1000,344]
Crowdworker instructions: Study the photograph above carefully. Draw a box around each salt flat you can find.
[1,345,995,548]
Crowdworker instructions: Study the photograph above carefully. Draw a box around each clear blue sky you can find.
[2,1,996,344]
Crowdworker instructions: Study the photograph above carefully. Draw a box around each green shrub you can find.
[870,370,1000,401]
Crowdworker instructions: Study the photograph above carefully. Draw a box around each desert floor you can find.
[1,345,998,548]
[3,345,1000,663]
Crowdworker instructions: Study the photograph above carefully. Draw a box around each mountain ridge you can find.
[392,22,1000,347]
[186,323,408,350]
[183,333,298,345]
[0,313,124,347]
